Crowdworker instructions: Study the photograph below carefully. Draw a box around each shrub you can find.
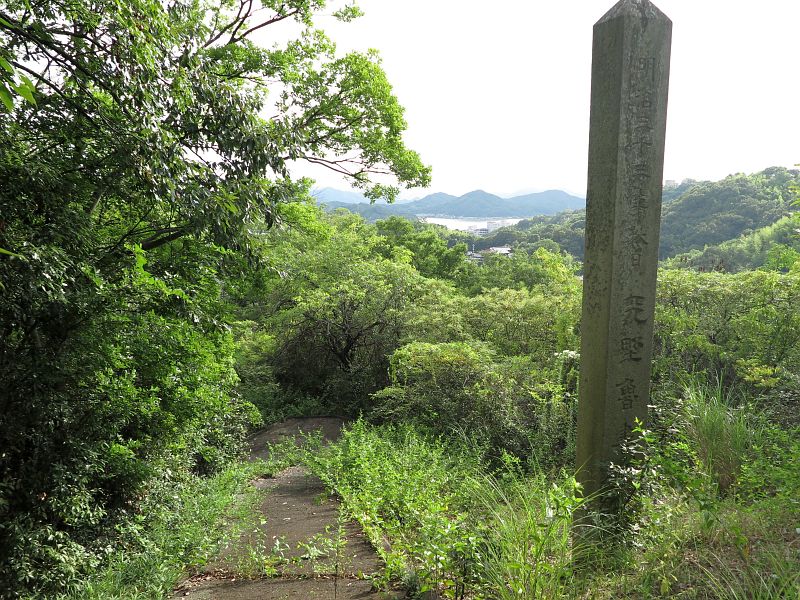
[371,342,577,468]
[370,342,530,458]
[655,270,800,391]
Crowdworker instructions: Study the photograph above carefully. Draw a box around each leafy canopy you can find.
[0,1,428,595]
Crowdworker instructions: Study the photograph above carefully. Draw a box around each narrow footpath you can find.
[173,418,401,599]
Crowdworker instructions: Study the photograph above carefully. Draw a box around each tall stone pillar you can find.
[576,0,672,504]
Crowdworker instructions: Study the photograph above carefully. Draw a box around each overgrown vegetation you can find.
[56,460,268,600]
[301,421,581,599]
[5,180,798,596]
[288,382,797,599]
[1,0,798,598]
[235,205,799,598]
[0,0,428,595]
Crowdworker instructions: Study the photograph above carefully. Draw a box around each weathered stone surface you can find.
[576,0,672,501]
[173,418,398,600]
[598,0,669,23]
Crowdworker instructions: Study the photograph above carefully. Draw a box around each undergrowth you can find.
[300,395,798,600]
[53,375,798,600]
[302,420,583,599]
[53,460,267,600]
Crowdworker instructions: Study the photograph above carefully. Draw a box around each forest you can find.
[469,167,800,263]
[1,1,799,599]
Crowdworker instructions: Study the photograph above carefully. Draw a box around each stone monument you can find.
[575,0,672,506]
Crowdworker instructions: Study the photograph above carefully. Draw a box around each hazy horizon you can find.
[282,0,800,199]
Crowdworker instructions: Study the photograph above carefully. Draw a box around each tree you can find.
[659,168,800,258]
[245,210,428,412]
[454,246,579,295]
[0,0,429,254]
[0,1,429,594]
[375,216,468,279]
[655,270,800,388]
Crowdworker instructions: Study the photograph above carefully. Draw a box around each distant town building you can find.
[466,219,518,237]
[485,246,512,256]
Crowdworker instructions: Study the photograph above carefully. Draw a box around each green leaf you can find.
[11,79,35,105]
[0,16,13,28]
[0,247,22,258]
[0,56,13,74]
[19,73,37,93]
[0,82,13,111]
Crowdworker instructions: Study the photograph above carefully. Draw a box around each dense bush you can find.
[303,420,582,600]
[371,342,577,466]
[654,270,800,391]
[234,209,583,424]
[0,259,258,594]
[371,342,523,449]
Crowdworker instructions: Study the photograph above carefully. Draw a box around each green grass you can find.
[302,420,583,599]
[302,420,484,595]
[55,460,268,600]
[698,546,800,599]
[301,415,798,600]
[56,390,797,600]
[473,473,581,599]
[582,379,799,600]
[682,379,760,495]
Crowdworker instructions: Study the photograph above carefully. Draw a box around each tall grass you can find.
[683,378,759,495]
[699,548,800,599]
[304,420,583,599]
[55,461,266,600]
[472,473,581,599]
[307,413,798,599]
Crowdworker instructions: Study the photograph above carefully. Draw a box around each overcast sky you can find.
[296,0,800,198]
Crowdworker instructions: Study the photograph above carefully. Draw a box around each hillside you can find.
[659,167,799,258]
[320,188,585,219]
[663,214,800,272]
[470,167,799,261]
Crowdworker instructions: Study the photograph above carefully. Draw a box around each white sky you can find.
[297,0,800,198]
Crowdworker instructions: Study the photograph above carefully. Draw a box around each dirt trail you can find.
[173,418,401,599]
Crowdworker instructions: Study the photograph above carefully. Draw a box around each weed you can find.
[303,419,584,599]
[56,460,267,599]
[682,378,761,495]
[470,472,582,599]
[260,430,324,477]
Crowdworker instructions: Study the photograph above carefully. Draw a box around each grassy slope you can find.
[299,404,799,599]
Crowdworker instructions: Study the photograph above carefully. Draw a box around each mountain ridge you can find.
[316,188,585,219]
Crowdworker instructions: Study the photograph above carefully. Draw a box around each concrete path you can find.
[173,418,401,600]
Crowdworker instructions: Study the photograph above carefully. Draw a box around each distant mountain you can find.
[318,188,585,219]
[501,190,588,216]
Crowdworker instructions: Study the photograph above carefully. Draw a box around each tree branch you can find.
[140,227,190,251]
[204,0,248,48]
[228,7,302,45]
